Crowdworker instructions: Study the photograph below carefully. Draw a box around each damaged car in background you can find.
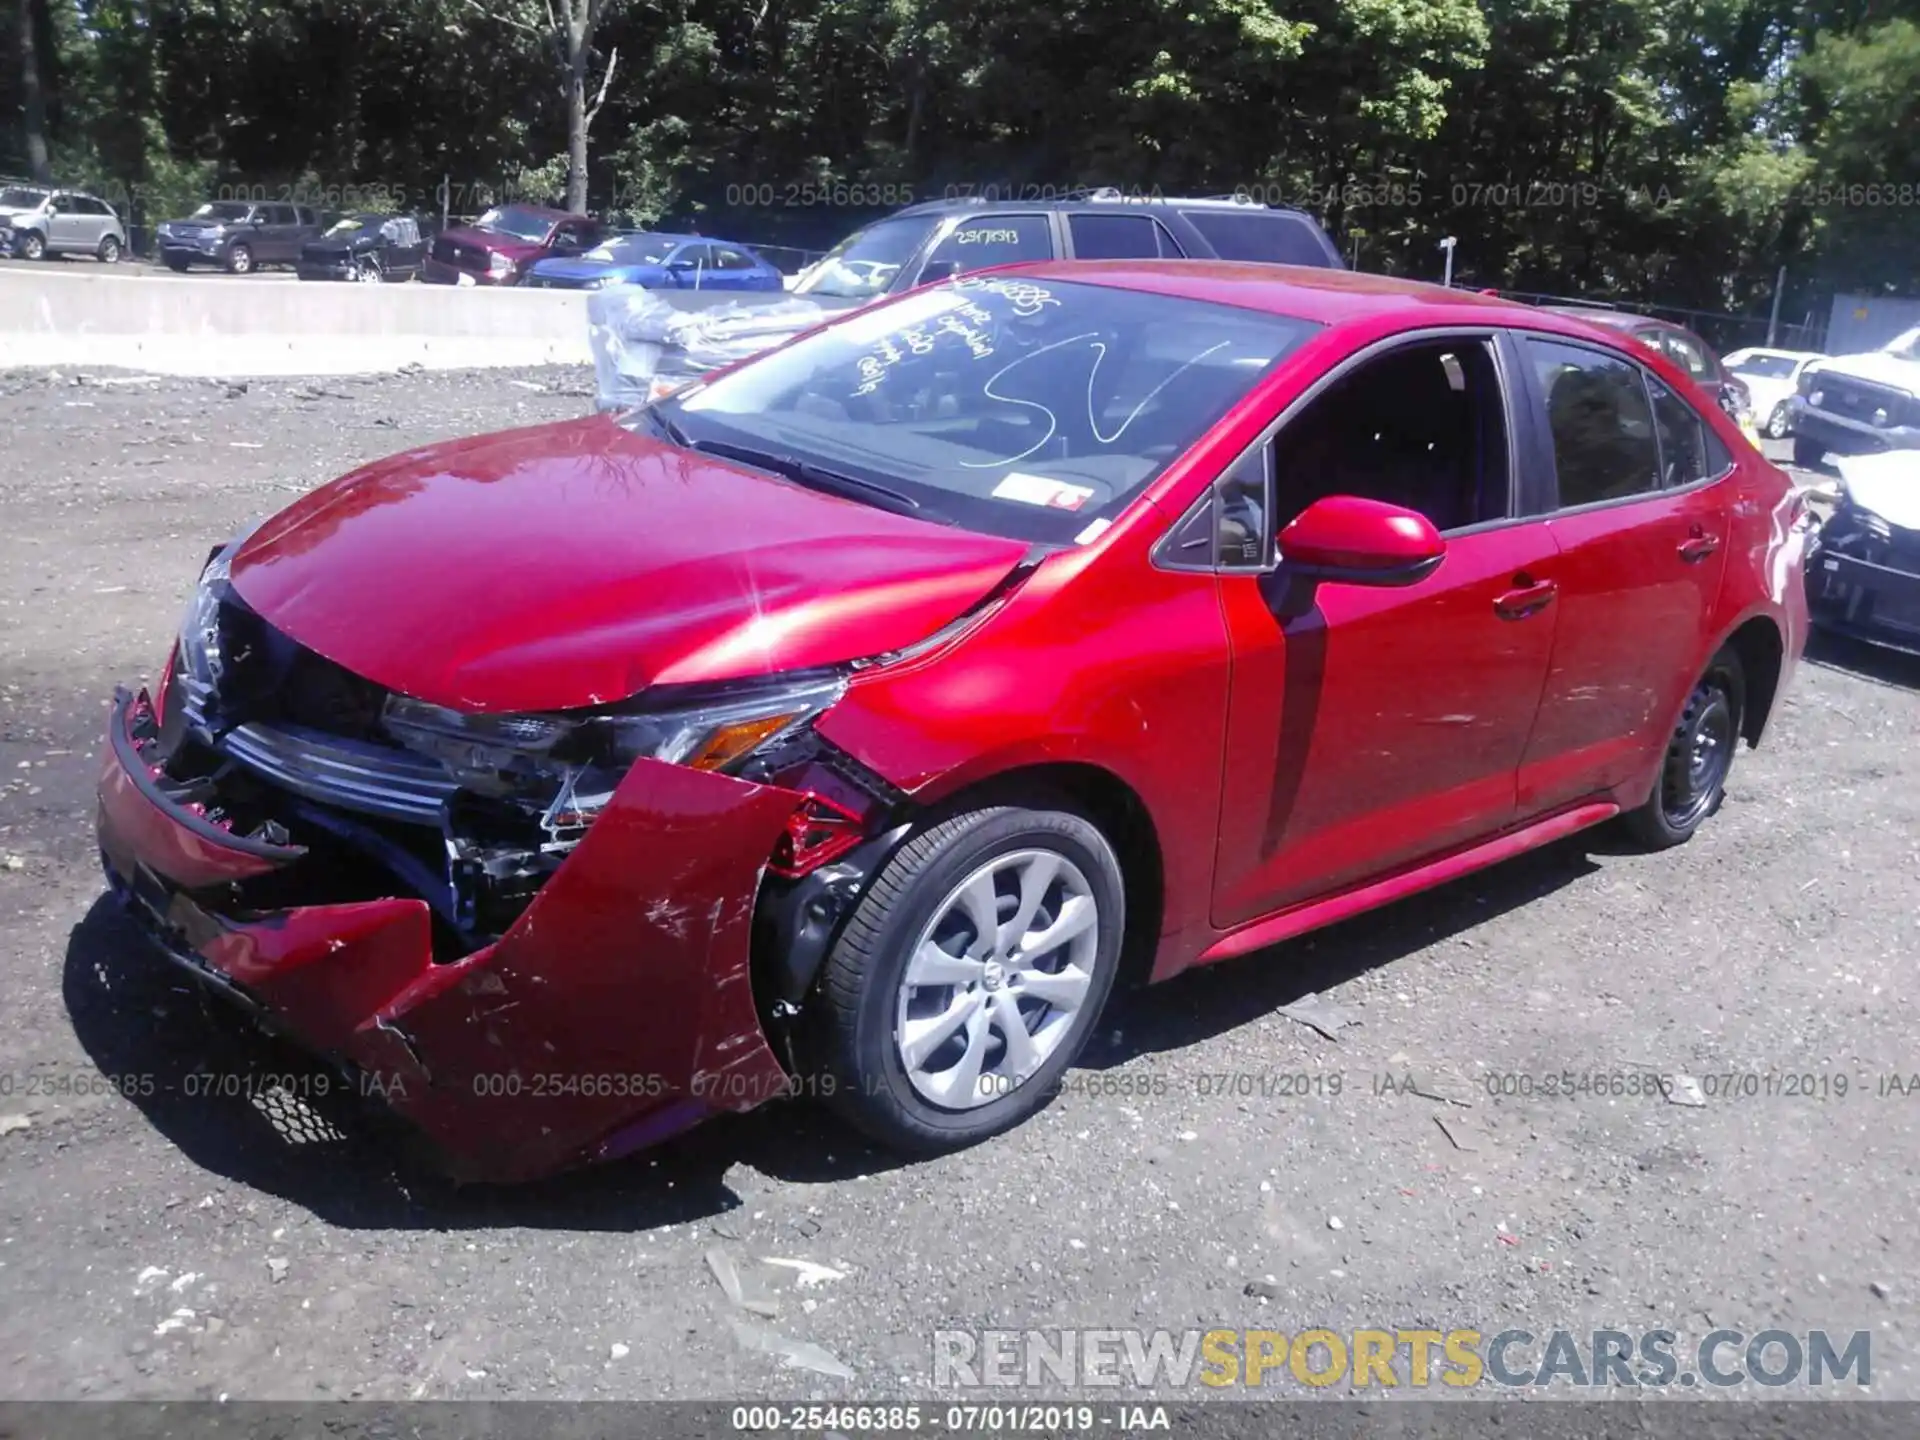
[99,262,1807,1183]
[1806,449,1920,655]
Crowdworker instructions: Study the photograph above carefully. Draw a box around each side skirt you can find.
[1195,800,1619,966]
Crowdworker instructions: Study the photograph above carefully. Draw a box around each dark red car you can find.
[1544,306,1753,425]
[420,204,604,286]
[98,263,1811,1181]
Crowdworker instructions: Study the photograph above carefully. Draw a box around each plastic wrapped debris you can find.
[587,287,831,413]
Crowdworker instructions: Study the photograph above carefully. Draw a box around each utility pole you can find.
[1767,265,1787,347]
[1439,236,1457,288]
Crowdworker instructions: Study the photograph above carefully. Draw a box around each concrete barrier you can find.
[0,265,596,376]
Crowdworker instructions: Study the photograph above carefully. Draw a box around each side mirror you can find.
[250,214,267,226]
[1278,495,1445,588]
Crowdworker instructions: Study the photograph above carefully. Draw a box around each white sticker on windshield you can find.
[993,472,1094,511]
[1074,517,1113,545]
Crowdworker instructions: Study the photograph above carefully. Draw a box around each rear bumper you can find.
[1807,547,1920,654]
[97,686,801,1183]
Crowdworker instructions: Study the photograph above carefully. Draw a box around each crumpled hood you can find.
[1836,451,1920,532]
[227,416,1031,713]
[1815,351,1920,396]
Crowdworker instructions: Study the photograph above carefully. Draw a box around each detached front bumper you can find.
[1789,399,1920,458]
[1808,544,1920,656]
[97,687,801,1182]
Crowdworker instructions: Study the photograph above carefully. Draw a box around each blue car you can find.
[522,231,784,291]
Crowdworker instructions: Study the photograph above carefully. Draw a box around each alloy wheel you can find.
[1766,402,1791,439]
[229,245,252,274]
[98,236,121,264]
[19,232,44,260]
[893,848,1101,1110]
[356,259,383,283]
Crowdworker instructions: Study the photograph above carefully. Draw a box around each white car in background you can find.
[1723,346,1827,439]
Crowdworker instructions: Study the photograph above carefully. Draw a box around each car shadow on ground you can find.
[65,826,1613,1232]
[1803,627,1920,690]
[1078,828,1606,1072]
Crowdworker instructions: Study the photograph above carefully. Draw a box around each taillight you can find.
[768,793,866,879]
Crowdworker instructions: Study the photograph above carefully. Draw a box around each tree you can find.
[16,0,51,180]
[467,0,627,211]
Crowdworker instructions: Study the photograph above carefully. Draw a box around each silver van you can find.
[0,186,128,262]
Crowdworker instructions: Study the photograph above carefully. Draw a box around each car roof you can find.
[484,203,582,220]
[892,192,1321,220]
[1727,347,1821,361]
[991,259,1537,326]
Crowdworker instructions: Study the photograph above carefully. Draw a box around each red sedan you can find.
[98,262,1812,1181]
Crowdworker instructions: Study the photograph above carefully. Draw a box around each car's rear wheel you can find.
[810,803,1124,1154]
[1622,646,1745,850]
[1792,435,1826,470]
[17,231,45,261]
[225,243,253,275]
[1765,401,1791,438]
[97,235,121,264]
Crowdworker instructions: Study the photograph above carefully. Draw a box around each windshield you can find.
[658,275,1319,543]
[1732,355,1799,379]
[1883,327,1920,362]
[474,206,555,242]
[191,202,252,222]
[794,215,939,300]
[0,187,48,209]
[583,233,674,265]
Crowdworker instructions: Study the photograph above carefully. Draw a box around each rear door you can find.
[264,205,301,261]
[1063,211,1185,259]
[667,241,715,287]
[1512,334,1734,816]
[710,243,766,289]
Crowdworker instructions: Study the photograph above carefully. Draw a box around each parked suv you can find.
[1787,326,1920,469]
[0,185,127,262]
[791,191,1343,310]
[156,201,323,274]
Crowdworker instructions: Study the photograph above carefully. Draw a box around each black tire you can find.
[1792,435,1826,470]
[17,231,46,261]
[163,255,189,272]
[1622,646,1745,850]
[810,803,1125,1155]
[1765,401,1791,439]
[224,242,253,275]
[97,235,122,264]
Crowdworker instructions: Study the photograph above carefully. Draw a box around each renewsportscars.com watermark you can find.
[933,1327,1871,1390]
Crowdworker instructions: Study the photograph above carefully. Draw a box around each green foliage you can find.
[4,0,1917,306]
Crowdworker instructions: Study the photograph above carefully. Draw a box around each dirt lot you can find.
[1,366,1917,1404]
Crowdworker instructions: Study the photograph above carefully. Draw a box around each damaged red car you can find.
[98,262,1812,1182]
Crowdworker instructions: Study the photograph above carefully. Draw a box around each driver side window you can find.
[1264,338,1513,539]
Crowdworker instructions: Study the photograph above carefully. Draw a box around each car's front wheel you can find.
[1622,646,1745,850]
[16,231,45,261]
[811,802,1125,1154]
[225,243,253,275]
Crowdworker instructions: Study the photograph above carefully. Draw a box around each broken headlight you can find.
[385,674,849,937]
[386,671,847,828]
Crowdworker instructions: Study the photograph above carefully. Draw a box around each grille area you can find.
[1816,377,1912,427]
[221,722,461,825]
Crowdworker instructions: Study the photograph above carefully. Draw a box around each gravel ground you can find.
[2,366,1918,1406]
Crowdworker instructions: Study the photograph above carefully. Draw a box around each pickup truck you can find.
[1788,326,1920,469]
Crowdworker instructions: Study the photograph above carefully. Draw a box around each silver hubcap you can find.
[894,849,1100,1110]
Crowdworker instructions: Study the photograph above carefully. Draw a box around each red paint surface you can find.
[98,261,1809,1176]
[1279,495,1445,572]
[228,417,1029,712]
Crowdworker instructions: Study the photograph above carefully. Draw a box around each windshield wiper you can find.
[641,404,691,447]
[685,439,940,522]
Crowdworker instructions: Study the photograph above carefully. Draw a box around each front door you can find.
[1211,334,1560,926]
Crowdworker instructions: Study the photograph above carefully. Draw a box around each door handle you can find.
[1679,533,1720,563]
[1494,575,1558,620]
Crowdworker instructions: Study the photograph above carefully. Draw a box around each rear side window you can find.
[1067,213,1183,259]
[1177,209,1332,265]
[714,245,756,270]
[916,214,1053,282]
[1661,330,1715,379]
[1528,339,1660,507]
[267,205,297,225]
[1649,379,1710,487]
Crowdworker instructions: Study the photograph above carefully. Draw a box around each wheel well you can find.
[1725,616,1784,747]
[929,762,1166,994]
